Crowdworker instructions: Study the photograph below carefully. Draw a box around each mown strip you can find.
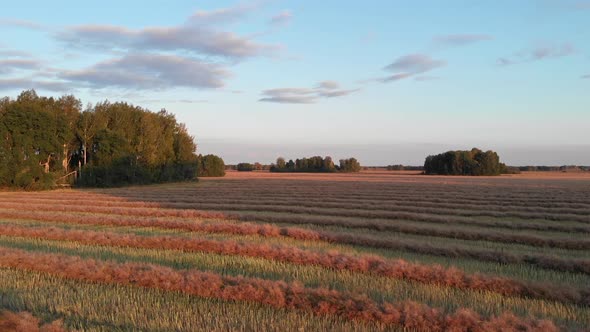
[2,202,588,249]
[4,196,590,233]
[7,195,590,219]
[2,208,589,276]
[0,310,66,332]
[0,247,558,331]
[1,223,588,307]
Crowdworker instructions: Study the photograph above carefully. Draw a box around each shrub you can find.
[237,163,255,172]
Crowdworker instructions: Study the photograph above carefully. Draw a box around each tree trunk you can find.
[62,144,69,174]
[83,142,87,166]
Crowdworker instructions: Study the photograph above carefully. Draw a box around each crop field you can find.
[1,170,589,331]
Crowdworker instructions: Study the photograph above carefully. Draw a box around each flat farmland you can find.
[1,171,589,331]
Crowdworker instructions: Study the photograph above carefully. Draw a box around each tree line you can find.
[424,148,509,176]
[0,90,205,189]
[270,156,361,173]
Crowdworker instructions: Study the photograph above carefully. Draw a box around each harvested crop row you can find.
[24,182,590,206]
[0,310,65,332]
[238,213,590,275]
[1,223,588,306]
[15,192,590,217]
[16,194,589,234]
[92,189,590,207]
[162,201,590,224]
[92,192,590,216]
[4,201,590,249]
[13,194,590,221]
[0,246,558,331]
[131,196,590,217]
[1,202,587,249]
[2,208,588,276]
[0,202,223,219]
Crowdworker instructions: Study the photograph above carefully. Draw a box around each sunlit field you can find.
[1,171,589,331]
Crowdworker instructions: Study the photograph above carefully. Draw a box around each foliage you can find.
[424,148,506,176]
[237,163,255,172]
[270,156,345,173]
[338,158,362,173]
[0,90,199,189]
[197,154,226,177]
[385,165,424,171]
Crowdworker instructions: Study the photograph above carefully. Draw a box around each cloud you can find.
[0,78,70,92]
[0,18,42,30]
[531,43,574,59]
[137,98,209,104]
[259,81,358,104]
[379,73,414,83]
[189,2,257,25]
[59,54,230,90]
[384,54,446,73]
[0,49,32,57]
[376,54,446,83]
[433,34,493,46]
[269,11,292,26]
[316,80,340,90]
[0,59,40,74]
[414,75,440,81]
[57,4,280,59]
[582,74,590,79]
[498,42,575,65]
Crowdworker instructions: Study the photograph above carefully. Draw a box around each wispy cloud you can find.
[0,18,42,30]
[189,2,258,25]
[0,78,70,92]
[433,34,493,47]
[582,74,590,79]
[59,54,230,90]
[259,81,358,104]
[376,54,446,83]
[0,59,40,74]
[269,11,292,26]
[498,42,575,65]
[0,49,32,57]
[57,4,281,59]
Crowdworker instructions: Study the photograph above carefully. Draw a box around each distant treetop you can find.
[424,148,507,176]
[270,156,361,173]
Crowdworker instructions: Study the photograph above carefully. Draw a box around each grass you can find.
[1,172,589,331]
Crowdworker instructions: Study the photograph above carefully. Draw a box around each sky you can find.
[1,0,589,166]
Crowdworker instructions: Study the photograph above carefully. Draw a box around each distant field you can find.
[1,171,589,331]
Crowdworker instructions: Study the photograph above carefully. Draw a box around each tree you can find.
[339,158,361,173]
[237,163,255,171]
[270,156,359,173]
[197,154,226,177]
[1,90,202,189]
[424,148,506,176]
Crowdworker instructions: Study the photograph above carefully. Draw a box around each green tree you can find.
[339,158,362,173]
[197,154,226,177]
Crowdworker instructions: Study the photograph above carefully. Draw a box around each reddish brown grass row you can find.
[7,194,590,219]
[1,223,588,306]
[2,208,589,276]
[0,247,558,331]
[2,201,588,249]
[3,196,590,233]
[102,183,590,203]
[8,183,590,208]
[0,310,65,332]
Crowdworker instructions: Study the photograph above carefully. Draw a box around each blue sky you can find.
[1,0,589,165]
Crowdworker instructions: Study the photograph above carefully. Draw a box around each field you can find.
[1,170,589,331]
